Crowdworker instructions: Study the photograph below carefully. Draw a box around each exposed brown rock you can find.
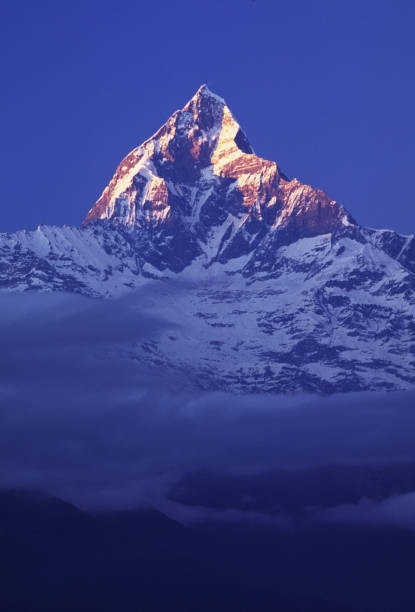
[83,85,354,258]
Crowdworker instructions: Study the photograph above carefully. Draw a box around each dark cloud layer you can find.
[1,290,415,529]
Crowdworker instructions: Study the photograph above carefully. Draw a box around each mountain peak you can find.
[180,83,239,140]
[191,84,226,104]
[83,87,353,251]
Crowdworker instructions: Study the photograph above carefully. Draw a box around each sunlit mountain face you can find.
[83,85,352,244]
[1,85,414,393]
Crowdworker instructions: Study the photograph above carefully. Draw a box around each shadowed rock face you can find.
[83,85,354,267]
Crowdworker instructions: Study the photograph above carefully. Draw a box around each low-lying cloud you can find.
[1,289,415,530]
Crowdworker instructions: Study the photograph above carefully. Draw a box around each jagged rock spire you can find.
[83,86,354,265]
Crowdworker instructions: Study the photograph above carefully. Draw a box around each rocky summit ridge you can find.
[1,85,415,393]
[83,84,354,271]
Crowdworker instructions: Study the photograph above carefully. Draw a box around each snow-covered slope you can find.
[1,85,414,392]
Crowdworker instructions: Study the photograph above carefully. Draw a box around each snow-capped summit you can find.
[82,85,354,272]
[1,87,415,393]
[82,83,250,229]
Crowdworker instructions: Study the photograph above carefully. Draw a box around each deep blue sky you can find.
[1,0,414,234]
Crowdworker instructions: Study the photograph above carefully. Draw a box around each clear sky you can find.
[1,0,414,234]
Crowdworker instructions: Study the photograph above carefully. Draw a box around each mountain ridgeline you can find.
[1,85,414,393]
